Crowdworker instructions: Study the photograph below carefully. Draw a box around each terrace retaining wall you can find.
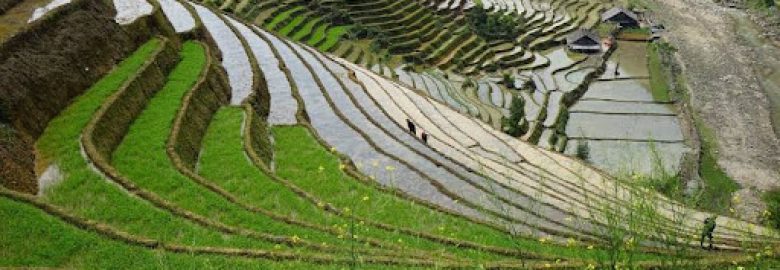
[168,44,231,169]
[0,0,175,193]
[88,40,179,160]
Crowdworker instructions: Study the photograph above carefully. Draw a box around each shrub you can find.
[501,73,514,88]
[501,96,525,136]
[576,140,590,162]
[466,5,519,41]
[347,23,381,40]
[762,188,780,229]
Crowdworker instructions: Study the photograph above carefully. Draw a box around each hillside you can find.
[1,0,779,269]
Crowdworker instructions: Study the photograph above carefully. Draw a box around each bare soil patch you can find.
[650,0,780,219]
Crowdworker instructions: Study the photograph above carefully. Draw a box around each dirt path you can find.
[649,0,780,217]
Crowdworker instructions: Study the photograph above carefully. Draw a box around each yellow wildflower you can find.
[291,235,301,243]
[339,163,347,171]
[566,238,577,247]
[362,195,370,201]
[317,202,325,208]
[625,237,635,247]
[544,263,551,268]
[586,264,596,270]
[538,237,548,244]
[587,245,594,250]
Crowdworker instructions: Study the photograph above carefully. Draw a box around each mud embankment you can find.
[0,0,169,193]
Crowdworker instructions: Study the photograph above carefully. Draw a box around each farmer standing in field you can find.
[420,129,428,145]
[407,119,416,135]
[700,216,717,250]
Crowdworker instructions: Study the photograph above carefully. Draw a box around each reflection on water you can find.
[601,41,650,80]
[566,72,688,175]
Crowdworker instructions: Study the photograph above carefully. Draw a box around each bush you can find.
[763,188,780,229]
[501,73,514,88]
[501,96,525,136]
[576,140,590,162]
[467,5,519,41]
[348,24,381,40]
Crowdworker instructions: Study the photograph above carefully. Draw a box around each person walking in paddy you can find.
[700,216,717,250]
[420,130,428,145]
[406,119,416,135]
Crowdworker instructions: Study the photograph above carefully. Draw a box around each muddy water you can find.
[732,15,780,136]
[601,41,650,80]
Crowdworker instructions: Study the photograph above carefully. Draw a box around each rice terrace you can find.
[1,0,780,268]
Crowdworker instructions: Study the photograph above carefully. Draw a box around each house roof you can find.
[569,44,602,51]
[601,7,639,22]
[566,29,600,45]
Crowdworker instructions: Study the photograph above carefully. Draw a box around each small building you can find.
[566,29,601,53]
[601,7,640,28]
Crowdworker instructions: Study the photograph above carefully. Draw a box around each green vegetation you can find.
[763,189,780,229]
[746,0,777,9]
[502,96,526,136]
[266,7,304,30]
[0,197,345,269]
[293,19,321,41]
[576,140,590,162]
[271,126,661,261]
[34,39,279,253]
[466,5,520,41]
[647,41,673,102]
[9,1,780,267]
[696,141,741,213]
[308,24,329,46]
[279,14,308,36]
[318,26,350,51]
[109,42,349,249]
[198,107,503,262]
[646,41,741,213]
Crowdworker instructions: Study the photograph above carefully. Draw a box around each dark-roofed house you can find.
[566,29,601,53]
[601,7,640,28]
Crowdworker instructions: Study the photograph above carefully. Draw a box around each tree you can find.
[502,73,514,88]
[576,140,590,162]
[466,5,520,41]
[502,96,526,136]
